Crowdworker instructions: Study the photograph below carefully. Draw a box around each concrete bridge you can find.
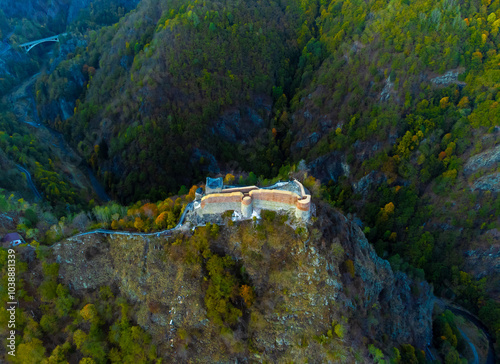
[18,33,67,53]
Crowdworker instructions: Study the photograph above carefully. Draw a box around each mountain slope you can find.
[284,0,500,349]
[3,203,433,362]
[36,0,318,201]
[30,0,500,358]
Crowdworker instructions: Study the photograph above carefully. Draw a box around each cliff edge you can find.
[51,202,434,362]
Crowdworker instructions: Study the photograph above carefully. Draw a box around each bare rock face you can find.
[341,214,433,347]
[211,97,271,143]
[465,243,500,279]
[464,144,500,175]
[51,203,434,362]
[190,148,220,174]
[380,76,394,101]
[307,151,349,183]
[430,69,466,87]
[53,233,208,345]
[464,230,500,300]
[353,171,387,197]
[471,172,500,192]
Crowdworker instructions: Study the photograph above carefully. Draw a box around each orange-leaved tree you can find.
[239,285,255,307]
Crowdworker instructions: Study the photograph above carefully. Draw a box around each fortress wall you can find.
[296,195,311,211]
[241,196,253,218]
[250,189,298,205]
[254,200,297,212]
[197,188,311,220]
[294,179,307,197]
[201,192,244,206]
[200,192,243,215]
[250,190,299,213]
[200,202,241,215]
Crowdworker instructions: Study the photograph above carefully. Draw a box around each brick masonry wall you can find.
[249,190,298,205]
[201,192,244,207]
[200,192,244,216]
[296,196,311,212]
[197,188,310,219]
[200,201,242,215]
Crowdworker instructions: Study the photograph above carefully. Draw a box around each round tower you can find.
[295,195,311,221]
[241,196,253,218]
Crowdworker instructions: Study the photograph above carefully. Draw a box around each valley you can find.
[0,0,499,362]
[3,65,109,203]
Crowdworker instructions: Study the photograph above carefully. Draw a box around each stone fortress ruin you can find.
[193,177,311,221]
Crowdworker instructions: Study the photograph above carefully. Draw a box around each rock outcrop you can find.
[464,229,500,300]
[51,202,434,362]
[353,171,387,197]
[343,214,433,347]
[380,76,395,101]
[472,172,500,192]
[430,69,466,87]
[464,144,500,175]
[307,151,350,183]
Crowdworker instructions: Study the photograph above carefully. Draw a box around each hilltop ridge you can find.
[44,201,433,362]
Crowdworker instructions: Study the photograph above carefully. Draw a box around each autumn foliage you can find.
[104,186,197,232]
[239,285,255,307]
[80,304,98,322]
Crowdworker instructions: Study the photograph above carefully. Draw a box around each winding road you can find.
[440,301,496,364]
[7,71,111,203]
[16,164,42,201]
[458,327,479,364]
[450,308,495,364]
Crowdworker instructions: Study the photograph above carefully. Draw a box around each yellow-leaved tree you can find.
[79,304,98,322]
[223,173,235,185]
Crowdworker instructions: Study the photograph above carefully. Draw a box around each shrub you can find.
[345,259,355,278]
[261,210,277,222]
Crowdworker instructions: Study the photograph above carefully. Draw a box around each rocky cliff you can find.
[50,202,434,362]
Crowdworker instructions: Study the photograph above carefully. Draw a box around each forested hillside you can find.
[3,0,498,361]
[35,0,323,201]
[0,0,145,217]
[285,0,500,352]
[0,108,86,213]
[0,0,139,96]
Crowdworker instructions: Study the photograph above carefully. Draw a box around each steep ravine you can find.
[3,70,110,202]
